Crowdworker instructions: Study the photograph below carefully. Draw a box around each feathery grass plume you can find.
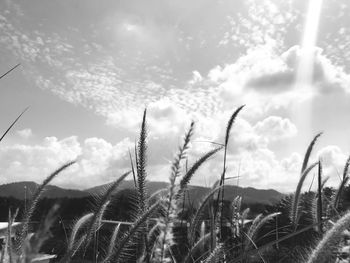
[147,222,160,246]
[0,107,28,143]
[231,196,242,238]
[208,180,221,252]
[19,161,75,248]
[135,109,149,260]
[184,233,211,263]
[0,63,20,80]
[301,132,322,173]
[316,160,323,233]
[245,214,262,243]
[103,223,121,263]
[290,162,318,227]
[203,243,224,263]
[231,196,242,211]
[22,205,59,263]
[83,171,130,248]
[189,186,223,246]
[307,210,350,263]
[245,212,281,251]
[137,108,148,212]
[154,121,194,263]
[176,146,222,200]
[134,140,139,176]
[129,149,137,188]
[170,120,194,184]
[61,213,93,263]
[218,105,245,213]
[105,200,160,263]
[213,169,225,229]
[220,105,245,181]
[224,105,246,148]
[5,209,18,263]
[333,154,350,210]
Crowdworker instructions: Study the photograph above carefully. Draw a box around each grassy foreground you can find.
[1,64,350,263]
[1,104,350,263]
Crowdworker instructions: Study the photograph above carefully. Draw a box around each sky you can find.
[1,0,350,192]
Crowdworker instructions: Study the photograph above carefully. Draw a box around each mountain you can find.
[0,181,89,200]
[86,180,284,205]
[86,180,168,196]
[0,180,284,205]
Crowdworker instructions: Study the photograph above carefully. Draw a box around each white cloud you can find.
[188,70,203,85]
[315,145,348,186]
[188,146,305,193]
[254,116,297,142]
[203,44,350,121]
[281,152,302,172]
[16,128,32,139]
[0,114,345,193]
[0,136,134,189]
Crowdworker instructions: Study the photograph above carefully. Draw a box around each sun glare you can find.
[296,0,324,87]
[293,0,324,137]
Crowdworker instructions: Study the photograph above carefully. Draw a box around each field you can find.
[1,103,350,263]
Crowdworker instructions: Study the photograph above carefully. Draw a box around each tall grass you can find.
[2,105,350,263]
[18,161,76,248]
[217,105,245,240]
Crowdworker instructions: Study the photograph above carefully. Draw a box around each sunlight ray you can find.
[296,0,324,87]
[293,0,324,136]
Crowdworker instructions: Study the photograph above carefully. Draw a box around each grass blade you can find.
[0,64,20,80]
[0,107,29,143]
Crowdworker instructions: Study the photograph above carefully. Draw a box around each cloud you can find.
[106,98,191,136]
[188,71,203,85]
[0,136,134,189]
[254,116,297,142]
[200,111,297,154]
[315,145,348,186]
[207,44,350,100]
[0,113,343,193]
[188,146,305,193]
[16,128,33,139]
[193,42,350,136]
[281,152,302,172]
[2,0,350,193]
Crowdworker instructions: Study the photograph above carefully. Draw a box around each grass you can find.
[1,64,350,262]
[0,111,347,262]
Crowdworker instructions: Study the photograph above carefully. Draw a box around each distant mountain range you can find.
[0,181,88,199]
[0,181,284,205]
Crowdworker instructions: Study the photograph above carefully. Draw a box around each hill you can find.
[0,181,89,199]
[0,180,283,205]
[86,180,283,205]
